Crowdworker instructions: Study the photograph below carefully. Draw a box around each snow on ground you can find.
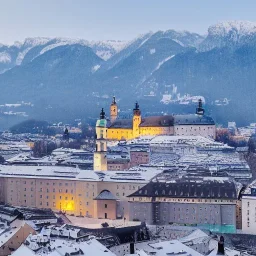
[66,215,140,229]
[150,48,156,54]
[16,47,32,65]
[209,20,256,37]
[0,52,11,63]
[91,64,101,73]
[154,55,175,71]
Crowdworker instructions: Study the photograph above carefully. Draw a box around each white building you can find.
[241,181,256,234]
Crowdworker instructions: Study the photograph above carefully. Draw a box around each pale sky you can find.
[0,0,256,44]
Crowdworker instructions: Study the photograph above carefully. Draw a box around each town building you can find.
[0,220,36,256]
[0,165,160,219]
[241,180,256,234]
[103,98,216,141]
[128,175,242,231]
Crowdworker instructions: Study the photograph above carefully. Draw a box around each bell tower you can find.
[110,96,118,123]
[132,101,141,138]
[196,98,205,115]
[94,108,108,171]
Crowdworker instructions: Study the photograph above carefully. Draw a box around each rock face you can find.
[0,21,255,125]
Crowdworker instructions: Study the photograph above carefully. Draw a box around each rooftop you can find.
[94,190,118,200]
[0,165,160,183]
[128,176,241,199]
[130,239,203,256]
[140,115,174,127]
[174,114,215,125]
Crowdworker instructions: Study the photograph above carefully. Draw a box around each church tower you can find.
[110,96,118,123]
[94,108,108,171]
[196,98,205,115]
[132,101,141,138]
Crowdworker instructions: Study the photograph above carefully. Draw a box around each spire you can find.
[111,96,116,105]
[134,101,139,111]
[63,127,69,141]
[133,101,141,116]
[217,236,225,255]
[100,108,105,120]
[196,98,205,115]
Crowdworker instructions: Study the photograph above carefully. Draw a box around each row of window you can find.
[10,180,95,189]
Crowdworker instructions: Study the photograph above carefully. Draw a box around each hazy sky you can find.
[0,0,256,44]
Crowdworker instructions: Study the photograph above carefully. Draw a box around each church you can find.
[96,97,216,141]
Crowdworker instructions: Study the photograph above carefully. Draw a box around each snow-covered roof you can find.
[133,239,203,256]
[14,233,115,256]
[0,165,160,183]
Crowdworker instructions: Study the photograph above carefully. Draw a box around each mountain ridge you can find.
[0,21,255,127]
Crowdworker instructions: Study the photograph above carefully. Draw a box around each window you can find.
[86,202,89,206]
[105,204,107,208]
[66,189,68,193]
[53,202,56,207]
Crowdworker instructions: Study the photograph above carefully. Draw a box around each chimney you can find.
[130,242,135,254]
[217,235,225,255]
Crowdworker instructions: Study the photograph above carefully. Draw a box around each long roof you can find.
[0,165,160,183]
[128,177,239,199]
[174,114,215,125]
[140,115,174,127]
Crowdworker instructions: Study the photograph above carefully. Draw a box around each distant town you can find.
[0,98,255,255]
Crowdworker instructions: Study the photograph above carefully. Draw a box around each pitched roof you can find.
[128,177,239,199]
[174,114,215,125]
[139,115,174,127]
[94,190,117,200]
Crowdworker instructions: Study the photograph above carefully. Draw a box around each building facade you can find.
[128,177,240,230]
[241,182,256,234]
[0,165,156,220]
[100,98,216,141]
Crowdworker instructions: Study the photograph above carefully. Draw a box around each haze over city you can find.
[0,1,256,256]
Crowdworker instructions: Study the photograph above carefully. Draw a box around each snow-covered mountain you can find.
[0,37,127,73]
[0,21,256,126]
[199,21,256,51]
